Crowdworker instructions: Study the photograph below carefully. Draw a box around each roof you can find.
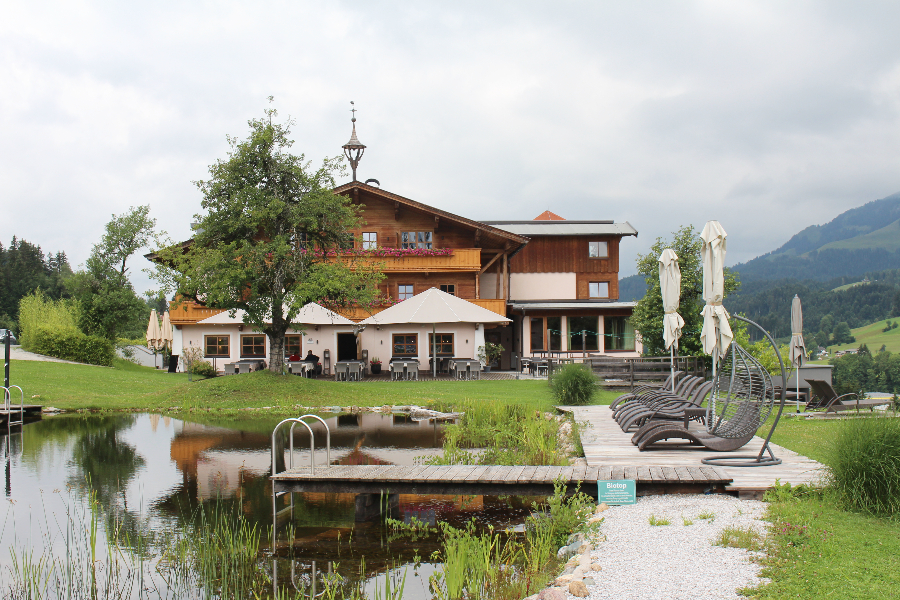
[480,221,638,237]
[508,301,637,311]
[197,303,355,326]
[359,288,510,325]
[334,182,529,247]
[534,210,566,221]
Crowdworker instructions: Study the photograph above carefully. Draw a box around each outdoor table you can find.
[236,359,265,372]
[449,359,481,380]
[287,361,311,376]
[335,360,364,381]
[390,359,419,380]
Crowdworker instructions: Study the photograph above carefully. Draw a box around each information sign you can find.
[597,479,636,505]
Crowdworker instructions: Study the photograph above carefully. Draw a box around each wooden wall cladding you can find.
[347,190,504,250]
[510,236,620,274]
[380,273,477,299]
[574,273,619,300]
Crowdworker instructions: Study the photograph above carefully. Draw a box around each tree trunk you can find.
[268,331,285,373]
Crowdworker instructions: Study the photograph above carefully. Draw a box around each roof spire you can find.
[342,101,366,182]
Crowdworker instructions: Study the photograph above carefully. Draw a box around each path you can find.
[8,346,100,366]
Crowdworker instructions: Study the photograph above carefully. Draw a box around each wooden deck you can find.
[271,464,733,497]
[567,406,827,498]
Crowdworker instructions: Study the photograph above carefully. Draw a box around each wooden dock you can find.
[271,464,733,497]
[567,406,827,498]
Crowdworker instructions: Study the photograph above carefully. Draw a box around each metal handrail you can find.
[292,414,331,466]
[271,418,315,476]
[1,386,24,426]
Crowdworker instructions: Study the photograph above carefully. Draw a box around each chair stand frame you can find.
[702,314,786,468]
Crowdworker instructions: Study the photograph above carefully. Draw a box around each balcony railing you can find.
[334,297,508,322]
[169,302,226,325]
[332,248,482,272]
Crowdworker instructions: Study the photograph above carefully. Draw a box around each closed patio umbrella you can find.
[160,310,173,351]
[700,221,733,375]
[788,294,806,413]
[659,248,684,391]
[146,309,161,368]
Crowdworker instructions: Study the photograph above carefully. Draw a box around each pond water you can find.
[0,412,539,599]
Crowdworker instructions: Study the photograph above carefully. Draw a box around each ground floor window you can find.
[241,335,266,357]
[604,317,635,351]
[285,335,302,357]
[428,333,454,355]
[205,335,229,358]
[547,316,562,351]
[568,316,599,351]
[530,317,544,351]
[393,334,418,356]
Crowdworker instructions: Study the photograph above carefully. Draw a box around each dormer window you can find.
[588,241,608,258]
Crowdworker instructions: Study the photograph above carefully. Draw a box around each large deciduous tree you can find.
[151,108,383,373]
[630,225,740,357]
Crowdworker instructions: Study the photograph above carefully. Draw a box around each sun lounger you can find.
[609,371,683,410]
[806,379,888,413]
[613,376,704,425]
[632,400,760,451]
[617,381,713,432]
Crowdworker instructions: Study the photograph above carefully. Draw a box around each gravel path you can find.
[572,494,769,600]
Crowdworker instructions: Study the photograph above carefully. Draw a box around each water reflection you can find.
[0,412,538,598]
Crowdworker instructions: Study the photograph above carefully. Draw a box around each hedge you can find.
[30,327,115,367]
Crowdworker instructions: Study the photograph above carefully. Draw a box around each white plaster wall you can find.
[509,273,577,300]
[359,323,482,365]
[479,273,499,299]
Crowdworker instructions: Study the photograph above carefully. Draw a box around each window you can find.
[547,316,562,351]
[604,317,635,351]
[398,284,414,300]
[393,334,418,356]
[530,317,544,351]
[241,335,266,357]
[588,282,609,298]
[568,316,599,351]
[588,241,608,258]
[439,284,456,295]
[401,231,433,249]
[205,335,229,358]
[339,233,354,250]
[428,333,454,355]
[362,232,377,249]
[285,335,302,357]
[290,231,309,250]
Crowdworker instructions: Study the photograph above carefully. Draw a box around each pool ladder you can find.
[270,414,331,477]
[1,386,24,426]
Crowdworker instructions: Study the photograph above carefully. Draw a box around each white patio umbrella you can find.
[146,309,162,368]
[359,287,511,377]
[160,311,173,351]
[659,248,685,391]
[788,294,807,413]
[700,221,733,376]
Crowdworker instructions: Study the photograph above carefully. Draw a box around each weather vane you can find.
[350,100,357,121]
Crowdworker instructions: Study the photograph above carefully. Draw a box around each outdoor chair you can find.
[806,379,887,413]
[334,363,350,382]
[613,376,703,424]
[347,361,363,381]
[390,362,405,381]
[237,363,251,374]
[611,374,697,417]
[631,315,789,467]
[609,371,683,411]
[617,381,713,431]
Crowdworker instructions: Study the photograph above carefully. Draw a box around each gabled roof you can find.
[534,210,566,221]
[334,181,529,247]
[197,303,355,326]
[358,287,510,325]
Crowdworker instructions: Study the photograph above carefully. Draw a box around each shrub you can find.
[549,363,597,405]
[30,327,115,366]
[18,290,79,349]
[181,346,217,378]
[827,415,900,518]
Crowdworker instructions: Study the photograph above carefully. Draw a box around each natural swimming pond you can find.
[0,412,556,599]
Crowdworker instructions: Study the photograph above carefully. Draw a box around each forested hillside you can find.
[0,238,72,330]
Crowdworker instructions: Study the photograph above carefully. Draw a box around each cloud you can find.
[2,1,900,293]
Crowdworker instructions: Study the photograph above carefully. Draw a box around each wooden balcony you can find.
[169,301,226,325]
[469,299,508,317]
[334,248,482,272]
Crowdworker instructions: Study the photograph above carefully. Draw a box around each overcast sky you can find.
[4,1,900,295]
